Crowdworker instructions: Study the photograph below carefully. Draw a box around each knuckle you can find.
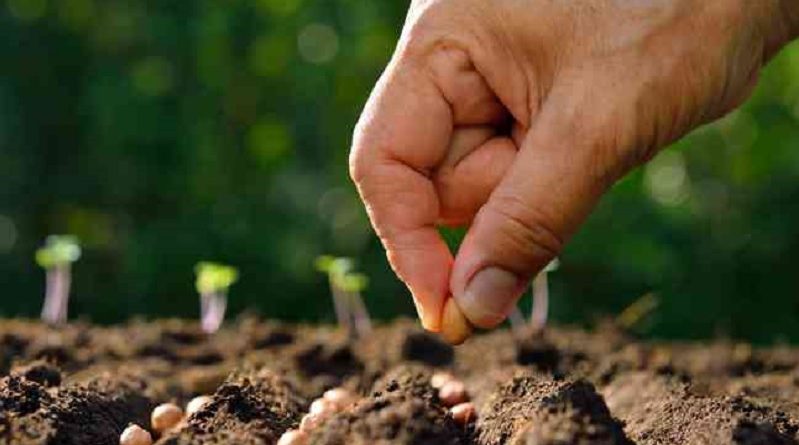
[485,194,564,266]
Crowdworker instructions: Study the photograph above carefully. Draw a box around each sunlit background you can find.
[1,0,799,343]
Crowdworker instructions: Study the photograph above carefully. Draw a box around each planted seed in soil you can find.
[2,318,799,444]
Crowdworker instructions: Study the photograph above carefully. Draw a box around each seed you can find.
[309,398,335,416]
[300,412,326,432]
[120,424,152,445]
[277,430,308,445]
[450,402,477,426]
[151,403,184,433]
[323,388,354,408]
[438,380,468,407]
[186,395,212,417]
[440,298,473,345]
[430,372,455,389]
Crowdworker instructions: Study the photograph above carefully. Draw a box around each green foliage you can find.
[195,262,239,294]
[35,236,81,269]
[0,0,798,342]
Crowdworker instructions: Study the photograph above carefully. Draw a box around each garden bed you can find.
[1,318,799,444]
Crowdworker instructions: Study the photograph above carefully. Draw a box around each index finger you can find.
[349,58,454,332]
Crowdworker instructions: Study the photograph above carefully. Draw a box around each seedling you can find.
[195,262,239,334]
[315,255,372,339]
[35,235,81,325]
[506,259,559,337]
[616,292,659,332]
[530,259,559,333]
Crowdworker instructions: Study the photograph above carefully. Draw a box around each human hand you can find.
[350,0,799,342]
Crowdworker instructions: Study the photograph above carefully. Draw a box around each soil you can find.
[2,317,799,444]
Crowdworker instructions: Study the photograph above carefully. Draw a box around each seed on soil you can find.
[300,412,326,432]
[309,398,336,416]
[430,372,455,389]
[186,395,212,416]
[438,380,468,407]
[450,402,476,426]
[151,403,184,433]
[322,387,355,408]
[440,298,472,345]
[120,424,153,445]
[277,429,308,445]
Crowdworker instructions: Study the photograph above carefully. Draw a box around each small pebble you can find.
[438,380,468,407]
[430,372,455,389]
[186,395,212,417]
[151,403,184,433]
[323,388,354,408]
[277,429,308,445]
[120,424,153,445]
[450,402,477,426]
[300,412,326,432]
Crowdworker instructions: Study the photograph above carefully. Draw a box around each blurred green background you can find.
[1,0,799,343]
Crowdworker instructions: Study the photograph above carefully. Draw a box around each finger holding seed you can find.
[440,298,473,345]
[438,380,468,407]
[277,429,308,445]
[186,395,212,417]
[151,403,184,433]
[450,402,477,426]
[120,424,153,445]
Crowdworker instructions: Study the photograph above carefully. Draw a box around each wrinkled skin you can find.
[349,0,799,338]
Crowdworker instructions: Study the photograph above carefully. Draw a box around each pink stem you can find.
[349,291,372,338]
[330,280,352,334]
[530,273,549,332]
[41,266,70,324]
[201,291,227,333]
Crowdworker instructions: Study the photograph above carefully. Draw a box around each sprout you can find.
[506,259,559,336]
[195,262,239,334]
[315,255,372,340]
[36,235,81,325]
[616,292,659,332]
[530,259,559,333]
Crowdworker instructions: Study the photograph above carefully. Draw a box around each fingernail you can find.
[456,267,523,329]
[412,295,440,333]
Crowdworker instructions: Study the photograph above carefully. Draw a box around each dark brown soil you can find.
[2,317,799,444]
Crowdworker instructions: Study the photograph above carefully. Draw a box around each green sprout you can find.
[616,292,659,332]
[36,235,81,324]
[195,261,239,334]
[316,255,372,339]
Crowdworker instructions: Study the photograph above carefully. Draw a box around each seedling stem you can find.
[316,256,372,339]
[530,259,559,333]
[36,235,81,325]
[195,262,239,333]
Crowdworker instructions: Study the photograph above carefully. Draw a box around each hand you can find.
[350,0,798,340]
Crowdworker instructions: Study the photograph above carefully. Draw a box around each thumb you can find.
[450,91,621,329]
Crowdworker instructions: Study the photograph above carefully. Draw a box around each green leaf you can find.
[195,261,239,294]
[339,272,369,293]
[35,235,81,269]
